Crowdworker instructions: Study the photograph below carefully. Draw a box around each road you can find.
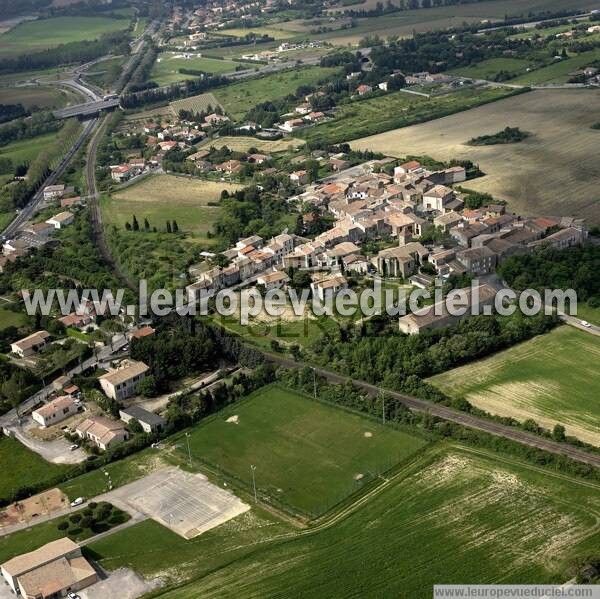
[265,353,600,469]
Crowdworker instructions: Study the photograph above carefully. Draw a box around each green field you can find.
[90,445,600,598]
[302,86,515,144]
[0,436,68,502]
[217,27,296,40]
[0,519,65,564]
[428,327,600,446]
[0,132,59,165]
[0,85,81,110]
[0,16,131,58]
[214,66,340,120]
[450,58,535,80]
[150,53,246,86]
[177,385,429,516]
[0,304,27,330]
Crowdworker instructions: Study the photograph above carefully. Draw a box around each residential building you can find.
[290,170,308,185]
[99,359,149,401]
[311,274,348,301]
[456,246,498,275]
[0,538,98,599]
[529,227,584,250]
[42,184,65,200]
[32,396,77,428]
[256,270,290,290]
[119,405,165,433]
[10,330,50,358]
[58,312,94,331]
[46,211,74,229]
[434,212,463,232]
[129,325,155,340]
[373,242,428,278]
[76,416,129,450]
[422,185,455,212]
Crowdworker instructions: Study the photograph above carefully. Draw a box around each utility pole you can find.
[250,464,257,503]
[312,367,317,399]
[185,432,192,467]
[381,390,386,425]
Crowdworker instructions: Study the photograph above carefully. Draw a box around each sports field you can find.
[428,327,600,446]
[150,53,245,86]
[106,175,242,238]
[177,385,429,516]
[0,16,131,58]
[111,445,600,598]
[351,89,600,222]
[213,66,340,120]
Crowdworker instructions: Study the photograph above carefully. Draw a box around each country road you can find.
[264,353,600,469]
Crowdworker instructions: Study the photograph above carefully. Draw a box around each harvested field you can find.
[198,135,304,153]
[428,327,600,446]
[170,92,222,115]
[351,89,600,222]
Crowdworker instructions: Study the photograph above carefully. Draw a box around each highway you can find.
[265,353,600,469]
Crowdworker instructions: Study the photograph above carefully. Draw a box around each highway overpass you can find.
[53,98,120,119]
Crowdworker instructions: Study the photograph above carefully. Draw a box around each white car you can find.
[69,444,79,451]
[581,320,592,328]
[70,497,85,507]
[68,593,80,599]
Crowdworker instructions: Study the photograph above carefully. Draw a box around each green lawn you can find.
[428,326,600,446]
[0,304,26,330]
[449,58,535,81]
[214,66,340,120]
[0,436,69,503]
[0,16,131,58]
[129,445,600,598]
[0,519,65,564]
[150,53,246,86]
[0,132,58,165]
[301,87,517,144]
[575,303,600,327]
[175,385,429,516]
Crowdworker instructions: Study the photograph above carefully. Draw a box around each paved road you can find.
[265,353,600,468]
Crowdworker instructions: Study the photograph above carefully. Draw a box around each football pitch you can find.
[176,385,429,516]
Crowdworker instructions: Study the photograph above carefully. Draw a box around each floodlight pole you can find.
[250,464,257,503]
[381,390,385,425]
[312,367,317,399]
[185,432,192,467]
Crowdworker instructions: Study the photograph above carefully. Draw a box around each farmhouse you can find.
[120,405,165,433]
[32,395,77,428]
[76,416,129,450]
[0,538,97,599]
[46,211,74,230]
[99,359,149,401]
[10,331,50,358]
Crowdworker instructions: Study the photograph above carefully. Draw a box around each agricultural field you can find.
[113,445,600,598]
[428,327,600,446]
[0,85,82,110]
[198,135,305,153]
[351,89,600,222]
[302,86,514,145]
[175,385,429,516]
[217,27,297,40]
[150,53,246,86]
[449,57,535,80]
[0,436,68,503]
[0,16,132,58]
[106,175,242,238]
[170,92,223,116]
[213,66,340,120]
[0,132,58,165]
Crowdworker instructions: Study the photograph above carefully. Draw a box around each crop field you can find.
[175,385,429,516]
[170,92,223,116]
[303,86,514,145]
[151,53,246,86]
[0,16,131,58]
[217,27,297,40]
[106,175,242,238]
[138,445,600,598]
[0,436,68,503]
[213,66,340,120]
[198,135,305,153]
[428,327,600,446]
[0,85,81,110]
[449,58,535,80]
[351,89,600,222]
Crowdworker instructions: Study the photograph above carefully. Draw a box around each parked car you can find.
[581,320,592,328]
[69,444,79,451]
[70,497,85,507]
[68,592,81,599]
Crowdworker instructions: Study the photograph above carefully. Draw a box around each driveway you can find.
[79,568,163,599]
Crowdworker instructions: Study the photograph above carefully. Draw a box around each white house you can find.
[46,211,74,229]
[32,396,77,428]
[99,359,149,401]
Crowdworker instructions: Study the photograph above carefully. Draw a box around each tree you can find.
[144,218,150,231]
[172,220,179,233]
[553,424,566,442]
[125,222,131,231]
[132,215,139,231]
[166,221,172,233]
[136,375,157,397]
[128,418,144,435]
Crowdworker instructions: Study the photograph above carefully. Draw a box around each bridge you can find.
[53,98,120,119]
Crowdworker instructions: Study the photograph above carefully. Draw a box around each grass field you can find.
[0,436,68,502]
[150,53,246,86]
[213,66,340,120]
[428,327,600,446]
[0,132,57,165]
[0,519,65,564]
[0,85,81,110]
[351,89,600,223]
[0,304,26,330]
[0,16,131,58]
[97,445,600,598]
[197,135,305,153]
[217,27,296,40]
[449,58,535,80]
[106,175,242,238]
[176,385,429,516]
[302,86,514,144]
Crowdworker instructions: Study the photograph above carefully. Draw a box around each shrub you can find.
[69,513,81,524]
[57,521,69,531]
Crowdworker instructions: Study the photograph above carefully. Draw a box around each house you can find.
[42,184,65,200]
[378,81,388,91]
[434,211,463,231]
[0,538,98,599]
[256,270,290,290]
[422,185,455,212]
[279,118,305,132]
[187,149,210,162]
[329,157,350,172]
[119,405,165,433]
[357,84,372,95]
[311,274,348,301]
[98,359,149,401]
[129,325,155,340]
[58,312,94,331]
[343,253,369,274]
[10,330,50,358]
[75,416,129,450]
[216,159,242,174]
[110,165,132,182]
[247,153,272,164]
[398,284,497,334]
[205,113,230,125]
[374,242,428,278]
[305,111,325,123]
[46,211,74,229]
[529,226,584,250]
[295,103,311,115]
[32,396,77,428]
[456,246,497,275]
[394,161,423,180]
[290,170,308,185]
[60,196,82,209]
